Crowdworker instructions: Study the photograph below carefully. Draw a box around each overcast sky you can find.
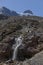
[0,0,43,16]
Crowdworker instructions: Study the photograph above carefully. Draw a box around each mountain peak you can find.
[0,7,19,16]
[2,7,7,9]
[23,10,33,15]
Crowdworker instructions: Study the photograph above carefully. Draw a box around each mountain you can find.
[0,7,19,16]
[20,10,33,16]
[0,7,43,65]
[0,7,33,16]
[23,10,33,15]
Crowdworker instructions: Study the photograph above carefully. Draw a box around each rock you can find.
[29,51,43,65]
[16,32,40,60]
[0,36,15,62]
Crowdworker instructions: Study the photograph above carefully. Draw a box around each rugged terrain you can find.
[0,15,43,65]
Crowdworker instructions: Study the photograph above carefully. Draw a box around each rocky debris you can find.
[0,60,30,65]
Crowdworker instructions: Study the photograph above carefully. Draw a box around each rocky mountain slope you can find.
[0,15,43,65]
[0,7,19,16]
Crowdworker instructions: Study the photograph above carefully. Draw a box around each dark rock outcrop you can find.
[17,31,43,61]
[0,36,15,62]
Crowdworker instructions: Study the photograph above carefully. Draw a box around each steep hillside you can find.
[0,15,43,65]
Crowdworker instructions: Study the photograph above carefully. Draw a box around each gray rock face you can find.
[29,51,43,65]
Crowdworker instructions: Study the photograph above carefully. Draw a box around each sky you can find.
[0,0,43,16]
